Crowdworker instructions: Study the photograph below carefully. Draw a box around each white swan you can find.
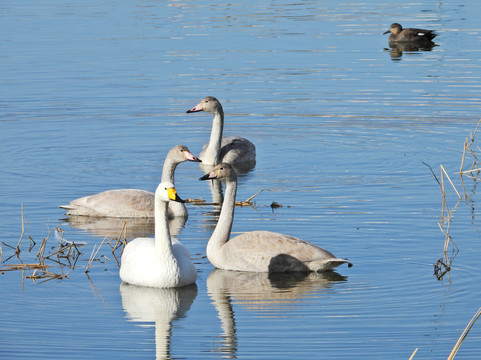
[119,182,197,288]
[199,163,352,272]
[186,96,256,166]
[59,145,200,218]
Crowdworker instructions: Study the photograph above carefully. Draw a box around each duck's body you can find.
[199,163,351,273]
[186,96,256,166]
[60,145,200,218]
[384,23,437,45]
[119,182,197,288]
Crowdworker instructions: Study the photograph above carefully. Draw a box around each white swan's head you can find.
[186,96,223,115]
[168,145,201,163]
[199,162,236,183]
[155,182,184,203]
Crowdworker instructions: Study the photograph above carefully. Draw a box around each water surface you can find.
[2,0,481,359]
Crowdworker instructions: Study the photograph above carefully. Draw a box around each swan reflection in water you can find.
[60,214,187,240]
[207,269,347,358]
[120,283,197,360]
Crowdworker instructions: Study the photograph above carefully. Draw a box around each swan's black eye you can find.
[220,167,224,170]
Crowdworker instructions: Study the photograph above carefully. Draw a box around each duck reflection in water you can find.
[207,269,346,358]
[385,41,438,59]
[120,283,197,360]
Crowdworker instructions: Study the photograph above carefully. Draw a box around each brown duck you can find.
[384,23,437,45]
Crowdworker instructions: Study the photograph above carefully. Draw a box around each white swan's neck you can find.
[154,192,174,255]
[207,178,236,265]
[155,319,172,359]
[161,152,187,217]
[203,109,224,165]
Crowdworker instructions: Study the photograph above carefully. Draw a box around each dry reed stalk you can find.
[437,220,449,250]
[408,348,418,360]
[107,221,128,254]
[85,236,108,273]
[27,236,35,251]
[423,162,442,193]
[190,200,254,207]
[15,203,25,255]
[424,162,461,280]
[440,165,461,200]
[459,119,481,176]
[244,188,269,203]
[68,242,82,260]
[1,263,50,271]
[27,269,69,282]
[46,243,72,259]
[459,138,468,173]
[424,162,451,217]
[447,307,481,360]
[36,237,48,265]
[36,228,54,263]
[184,198,206,205]
[459,167,481,175]
[437,211,456,254]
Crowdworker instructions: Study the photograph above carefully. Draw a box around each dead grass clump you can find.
[423,119,481,281]
[1,205,130,283]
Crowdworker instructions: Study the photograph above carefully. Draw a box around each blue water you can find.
[2,0,481,359]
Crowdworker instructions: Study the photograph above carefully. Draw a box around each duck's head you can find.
[384,23,402,35]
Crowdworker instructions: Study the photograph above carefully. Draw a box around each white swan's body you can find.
[59,145,200,218]
[200,163,352,273]
[119,182,197,288]
[186,96,256,166]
